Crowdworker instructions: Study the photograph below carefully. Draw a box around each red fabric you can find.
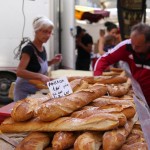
[94,39,150,106]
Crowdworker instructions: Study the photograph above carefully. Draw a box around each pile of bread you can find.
[0,69,148,150]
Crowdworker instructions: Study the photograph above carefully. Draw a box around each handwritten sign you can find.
[47,76,73,98]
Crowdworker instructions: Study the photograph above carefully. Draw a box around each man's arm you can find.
[94,40,129,76]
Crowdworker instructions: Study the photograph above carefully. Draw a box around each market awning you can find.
[75,5,110,23]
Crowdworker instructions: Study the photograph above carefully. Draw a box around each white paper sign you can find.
[47,76,73,98]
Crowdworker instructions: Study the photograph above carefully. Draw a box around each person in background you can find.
[75,26,93,71]
[98,21,120,55]
[94,23,150,107]
[14,16,62,101]
[92,22,119,70]
[103,34,116,52]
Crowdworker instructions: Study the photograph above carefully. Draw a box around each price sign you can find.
[47,76,73,98]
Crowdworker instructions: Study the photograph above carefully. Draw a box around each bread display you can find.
[0,70,148,150]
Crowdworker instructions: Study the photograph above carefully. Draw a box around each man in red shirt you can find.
[94,23,150,107]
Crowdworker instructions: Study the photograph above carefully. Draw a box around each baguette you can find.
[69,79,89,92]
[91,98,136,119]
[0,113,119,133]
[67,76,95,84]
[74,131,102,150]
[110,67,124,72]
[71,108,127,127]
[94,76,127,84]
[29,80,48,89]
[102,71,121,76]
[36,84,108,122]
[15,132,50,150]
[121,142,148,150]
[121,123,147,150]
[11,94,51,122]
[52,131,78,150]
[102,118,136,150]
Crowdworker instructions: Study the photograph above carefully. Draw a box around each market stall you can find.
[0,68,149,149]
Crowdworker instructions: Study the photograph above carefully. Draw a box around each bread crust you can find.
[36,84,108,121]
[0,113,119,133]
[74,131,102,150]
[15,132,50,150]
[11,95,51,122]
[52,131,78,149]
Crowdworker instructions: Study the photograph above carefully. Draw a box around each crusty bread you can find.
[102,71,121,76]
[102,119,136,150]
[29,80,48,89]
[69,79,89,92]
[90,98,135,119]
[121,142,148,150]
[67,76,95,84]
[15,132,50,150]
[121,121,147,150]
[110,67,124,72]
[52,131,78,150]
[11,94,51,122]
[94,76,127,84]
[0,113,119,133]
[36,84,108,122]
[74,131,102,150]
[107,78,131,97]
[71,108,127,127]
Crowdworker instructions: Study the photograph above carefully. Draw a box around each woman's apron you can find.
[14,46,48,101]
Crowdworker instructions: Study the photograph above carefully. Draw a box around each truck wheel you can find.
[0,72,16,104]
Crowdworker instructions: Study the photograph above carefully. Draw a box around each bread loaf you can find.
[107,78,131,97]
[15,132,50,150]
[11,94,51,122]
[121,142,148,150]
[52,131,78,150]
[36,84,108,121]
[91,98,136,119]
[94,76,127,84]
[71,108,127,127]
[102,119,136,150]
[69,79,89,92]
[74,131,102,150]
[67,76,95,84]
[0,113,119,133]
[29,80,48,89]
[121,122,147,150]
[102,71,121,76]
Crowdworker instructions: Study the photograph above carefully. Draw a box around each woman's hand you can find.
[40,74,52,84]
[48,54,62,66]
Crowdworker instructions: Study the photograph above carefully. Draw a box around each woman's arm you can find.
[98,29,105,55]
[48,54,62,66]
